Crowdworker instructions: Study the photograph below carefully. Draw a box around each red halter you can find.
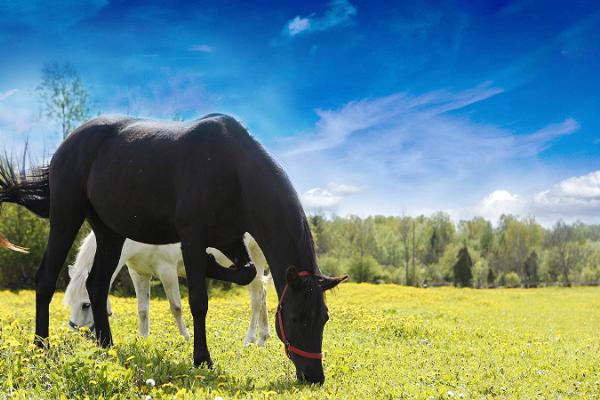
[276,271,323,360]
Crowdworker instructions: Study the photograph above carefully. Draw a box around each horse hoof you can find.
[194,355,214,369]
[243,335,256,346]
[257,333,269,347]
[33,336,49,349]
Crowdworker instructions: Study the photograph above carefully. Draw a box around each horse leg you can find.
[243,277,260,346]
[85,224,125,347]
[106,258,127,317]
[257,284,270,346]
[205,253,256,285]
[157,264,190,340]
[209,238,256,285]
[178,227,212,367]
[254,257,270,346]
[34,215,84,346]
[220,238,270,346]
[128,267,151,338]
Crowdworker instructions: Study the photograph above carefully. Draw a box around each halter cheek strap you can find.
[276,271,323,360]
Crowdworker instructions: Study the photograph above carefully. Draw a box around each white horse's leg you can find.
[156,264,190,340]
[242,233,271,347]
[257,283,270,346]
[243,276,261,346]
[128,267,151,338]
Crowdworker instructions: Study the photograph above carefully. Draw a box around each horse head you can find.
[276,267,347,384]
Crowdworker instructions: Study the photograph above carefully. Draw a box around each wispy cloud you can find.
[0,89,36,134]
[281,82,506,157]
[0,88,18,101]
[102,69,215,119]
[274,82,579,218]
[188,44,213,53]
[499,0,534,17]
[282,0,357,37]
[279,83,577,176]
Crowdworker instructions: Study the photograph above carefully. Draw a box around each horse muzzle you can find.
[296,367,325,385]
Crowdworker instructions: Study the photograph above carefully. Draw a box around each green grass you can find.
[1,285,600,399]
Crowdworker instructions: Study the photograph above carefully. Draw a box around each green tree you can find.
[487,266,496,288]
[492,215,543,280]
[453,246,473,287]
[546,220,580,286]
[37,62,89,140]
[425,212,455,264]
[348,256,380,283]
[523,251,539,288]
[346,216,378,262]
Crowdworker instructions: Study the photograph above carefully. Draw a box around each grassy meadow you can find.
[1,284,599,399]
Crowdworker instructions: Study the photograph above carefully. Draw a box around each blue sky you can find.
[1,0,599,225]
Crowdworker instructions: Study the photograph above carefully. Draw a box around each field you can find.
[1,285,599,399]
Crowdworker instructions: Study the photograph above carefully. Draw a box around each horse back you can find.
[52,115,248,246]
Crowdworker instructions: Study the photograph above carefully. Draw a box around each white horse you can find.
[64,232,271,346]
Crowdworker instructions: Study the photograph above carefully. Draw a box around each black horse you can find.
[0,113,346,384]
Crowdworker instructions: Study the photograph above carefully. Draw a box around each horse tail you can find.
[0,158,50,253]
[64,232,97,307]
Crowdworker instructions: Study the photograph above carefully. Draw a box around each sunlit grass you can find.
[1,285,599,399]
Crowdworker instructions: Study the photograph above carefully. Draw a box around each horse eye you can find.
[82,303,91,310]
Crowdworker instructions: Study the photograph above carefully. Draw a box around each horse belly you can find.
[87,160,179,244]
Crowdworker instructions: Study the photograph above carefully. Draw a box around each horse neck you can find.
[232,127,318,296]
[251,210,318,296]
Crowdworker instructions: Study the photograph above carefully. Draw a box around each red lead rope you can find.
[276,271,323,360]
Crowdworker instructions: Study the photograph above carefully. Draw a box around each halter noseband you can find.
[276,271,323,360]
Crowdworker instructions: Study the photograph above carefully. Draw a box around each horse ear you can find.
[317,275,348,291]
[286,266,303,289]
[68,265,74,278]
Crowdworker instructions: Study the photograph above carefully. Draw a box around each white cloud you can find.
[301,188,342,209]
[188,44,213,53]
[473,190,525,223]
[0,89,18,101]
[287,17,311,36]
[547,171,600,199]
[283,0,357,37]
[300,181,364,211]
[471,170,600,226]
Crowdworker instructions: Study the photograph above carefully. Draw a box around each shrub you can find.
[501,271,522,288]
[318,255,345,277]
[347,256,381,283]
[580,266,600,285]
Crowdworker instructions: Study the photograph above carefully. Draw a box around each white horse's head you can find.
[64,264,111,331]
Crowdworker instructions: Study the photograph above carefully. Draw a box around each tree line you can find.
[309,213,600,288]
[1,209,599,289]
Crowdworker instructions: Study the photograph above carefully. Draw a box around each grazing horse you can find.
[0,114,346,384]
[65,231,271,345]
